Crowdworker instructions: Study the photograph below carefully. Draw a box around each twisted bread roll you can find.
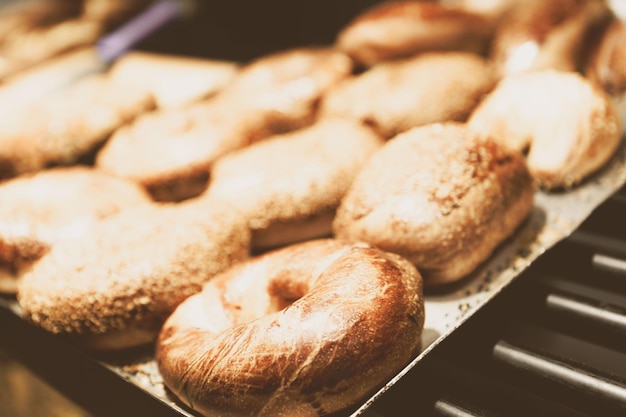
[0,166,151,294]
[333,122,534,285]
[157,239,424,417]
[18,200,250,351]
[468,70,623,188]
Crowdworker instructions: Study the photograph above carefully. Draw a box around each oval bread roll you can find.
[333,122,535,285]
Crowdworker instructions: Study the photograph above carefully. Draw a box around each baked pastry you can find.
[490,0,612,77]
[336,1,493,67]
[157,238,424,417]
[203,119,384,251]
[320,51,495,139]
[333,122,535,285]
[217,47,354,137]
[0,166,151,294]
[96,47,353,202]
[0,57,156,179]
[0,0,154,80]
[18,199,251,351]
[468,70,623,188]
[108,51,239,109]
[585,16,626,124]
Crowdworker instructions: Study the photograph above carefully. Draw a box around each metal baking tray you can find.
[1,131,625,417]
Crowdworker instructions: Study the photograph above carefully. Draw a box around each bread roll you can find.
[0,59,156,179]
[96,47,353,202]
[0,166,151,294]
[333,122,535,285]
[336,1,493,67]
[468,70,623,188]
[109,51,239,109]
[18,200,251,351]
[204,119,384,251]
[490,0,612,76]
[157,239,424,417]
[320,51,495,139]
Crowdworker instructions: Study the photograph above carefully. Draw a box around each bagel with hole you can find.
[157,238,424,417]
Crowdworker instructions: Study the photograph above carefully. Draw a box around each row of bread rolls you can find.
[1,1,624,417]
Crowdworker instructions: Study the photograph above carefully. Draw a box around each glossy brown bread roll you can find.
[333,122,535,285]
[157,239,424,417]
[18,199,251,351]
[336,1,494,67]
[203,119,384,251]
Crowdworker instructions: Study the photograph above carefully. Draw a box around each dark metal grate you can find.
[365,185,626,417]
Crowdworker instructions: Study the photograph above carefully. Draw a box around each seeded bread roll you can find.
[0,67,155,180]
[204,119,384,251]
[333,122,535,285]
[96,47,353,202]
[320,51,495,139]
[18,200,251,351]
[0,166,151,294]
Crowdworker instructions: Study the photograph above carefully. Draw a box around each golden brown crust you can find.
[468,70,623,188]
[333,122,535,285]
[0,67,155,179]
[0,0,153,80]
[95,100,248,202]
[219,47,354,137]
[17,199,251,350]
[204,119,384,251]
[320,51,496,139]
[490,0,613,76]
[336,1,494,67]
[108,51,240,109]
[157,239,424,417]
[585,17,626,97]
[96,48,353,202]
[0,166,152,292]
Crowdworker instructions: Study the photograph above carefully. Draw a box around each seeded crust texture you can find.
[320,51,495,139]
[17,200,251,350]
[96,48,353,202]
[157,239,424,417]
[0,166,151,293]
[204,119,384,250]
[333,122,535,285]
[0,70,155,179]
